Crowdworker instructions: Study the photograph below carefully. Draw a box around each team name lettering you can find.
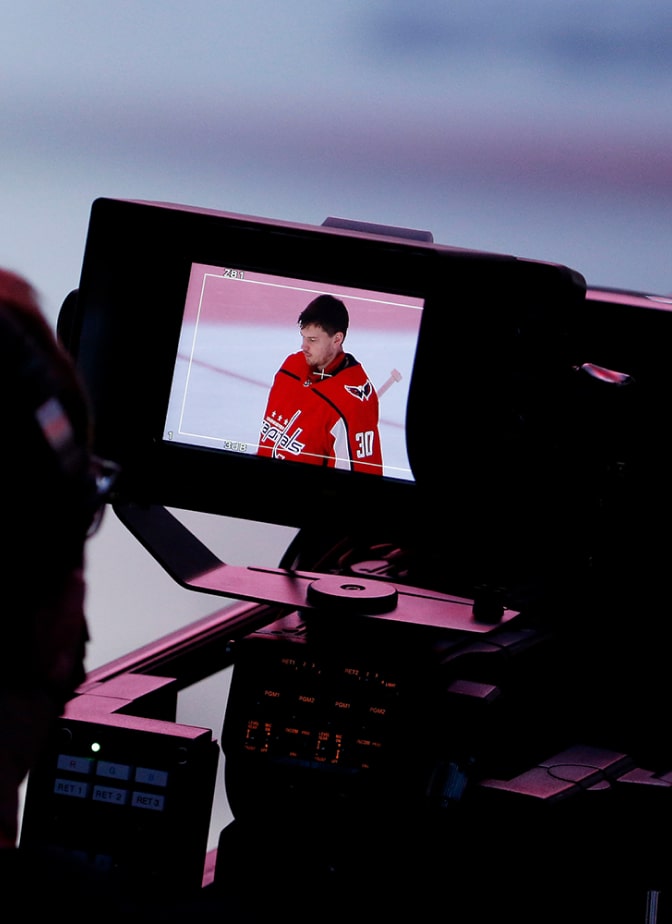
[260,409,306,458]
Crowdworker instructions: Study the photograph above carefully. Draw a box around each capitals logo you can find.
[259,409,306,459]
[344,379,374,401]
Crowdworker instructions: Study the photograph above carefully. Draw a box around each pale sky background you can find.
[2,0,671,667]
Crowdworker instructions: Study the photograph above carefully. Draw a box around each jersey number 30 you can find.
[355,430,375,459]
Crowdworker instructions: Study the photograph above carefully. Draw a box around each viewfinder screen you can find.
[164,263,424,483]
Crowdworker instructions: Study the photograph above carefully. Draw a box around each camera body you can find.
[24,199,672,919]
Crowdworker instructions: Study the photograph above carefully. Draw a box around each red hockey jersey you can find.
[257,351,383,474]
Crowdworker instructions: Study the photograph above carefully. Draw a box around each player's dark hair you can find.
[298,294,349,339]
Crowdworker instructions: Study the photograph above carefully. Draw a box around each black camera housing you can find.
[43,197,672,920]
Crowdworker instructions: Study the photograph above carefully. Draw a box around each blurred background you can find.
[2,0,670,740]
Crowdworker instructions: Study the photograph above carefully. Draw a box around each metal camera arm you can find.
[112,500,519,634]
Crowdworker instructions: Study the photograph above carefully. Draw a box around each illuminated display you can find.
[164,262,423,483]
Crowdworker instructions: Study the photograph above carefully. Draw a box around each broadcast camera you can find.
[20,198,672,922]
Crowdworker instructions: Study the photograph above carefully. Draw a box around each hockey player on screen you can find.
[257,294,383,474]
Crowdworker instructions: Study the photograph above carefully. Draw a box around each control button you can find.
[131,791,165,811]
[135,767,169,787]
[96,760,131,780]
[54,778,89,799]
[57,754,94,775]
[92,785,129,805]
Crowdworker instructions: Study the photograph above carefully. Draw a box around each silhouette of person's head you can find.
[0,268,100,848]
